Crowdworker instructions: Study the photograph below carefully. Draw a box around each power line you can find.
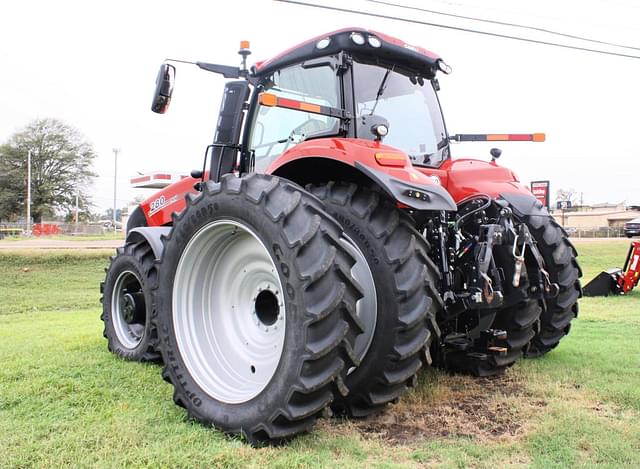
[396,0,640,36]
[366,0,640,51]
[274,0,640,60]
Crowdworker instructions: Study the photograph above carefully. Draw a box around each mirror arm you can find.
[196,62,241,79]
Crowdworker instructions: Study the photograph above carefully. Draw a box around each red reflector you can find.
[487,134,531,141]
[486,133,546,142]
[278,97,321,113]
[507,134,531,141]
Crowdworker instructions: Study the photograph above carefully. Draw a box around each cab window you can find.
[250,62,341,172]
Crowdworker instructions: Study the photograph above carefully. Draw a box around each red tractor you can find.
[101,29,582,443]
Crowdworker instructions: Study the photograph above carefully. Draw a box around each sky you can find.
[1,0,639,214]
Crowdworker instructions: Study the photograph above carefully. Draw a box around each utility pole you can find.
[112,148,119,230]
[26,149,31,236]
[75,189,79,233]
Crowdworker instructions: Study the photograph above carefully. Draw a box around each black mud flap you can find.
[355,161,456,211]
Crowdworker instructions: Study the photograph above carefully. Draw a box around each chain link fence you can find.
[1,222,630,239]
[565,226,627,238]
[0,222,107,237]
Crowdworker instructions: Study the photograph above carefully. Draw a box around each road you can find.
[0,236,629,251]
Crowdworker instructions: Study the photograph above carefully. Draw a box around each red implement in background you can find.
[583,241,640,296]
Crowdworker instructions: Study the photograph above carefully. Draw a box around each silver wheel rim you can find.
[340,235,377,365]
[111,270,145,349]
[173,219,286,404]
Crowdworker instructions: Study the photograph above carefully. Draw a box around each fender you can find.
[415,157,534,202]
[125,205,148,233]
[269,138,456,211]
[126,227,173,260]
[355,162,456,211]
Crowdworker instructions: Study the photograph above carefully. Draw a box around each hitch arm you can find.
[516,224,559,298]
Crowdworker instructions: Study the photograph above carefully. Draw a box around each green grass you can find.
[0,250,112,315]
[1,241,639,468]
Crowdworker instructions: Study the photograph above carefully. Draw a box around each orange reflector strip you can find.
[487,134,509,141]
[259,93,323,114]
[240,40,250,49]
[375,152,406,167]
[487,133,546,142]
[259,92,278,107]
[452,133,546,142]
[299,102,322,113]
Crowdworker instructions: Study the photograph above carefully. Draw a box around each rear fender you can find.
[268,138,456,211]
[415,158,533,205]
[126,227,173,260]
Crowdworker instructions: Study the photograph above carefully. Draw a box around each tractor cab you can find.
[244,29,452,172]
[152,28,454,181]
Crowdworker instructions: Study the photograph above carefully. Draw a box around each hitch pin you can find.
[512,234,527,287]
[540,267,560,297]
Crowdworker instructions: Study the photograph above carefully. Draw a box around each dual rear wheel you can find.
[101,241,159,362]
[152,175,440,443]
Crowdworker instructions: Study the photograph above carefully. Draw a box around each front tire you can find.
[309,182,441,417]
[154,174,361,444]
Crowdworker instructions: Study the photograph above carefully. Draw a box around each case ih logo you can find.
[530,180,550,210]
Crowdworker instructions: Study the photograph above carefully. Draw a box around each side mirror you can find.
[151,64,176,114]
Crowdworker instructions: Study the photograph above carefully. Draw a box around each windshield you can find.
[353,60,449,167]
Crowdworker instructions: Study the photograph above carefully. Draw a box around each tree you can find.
[556,188,577,208]
[0,118,96,222]
[0,160,22,221]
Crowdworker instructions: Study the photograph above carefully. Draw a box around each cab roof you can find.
[252,28,444,79]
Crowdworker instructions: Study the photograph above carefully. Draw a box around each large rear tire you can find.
[154,174,361,444]
[101,241,160,362]
[309,182,441,417]
[521,212,582,357]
